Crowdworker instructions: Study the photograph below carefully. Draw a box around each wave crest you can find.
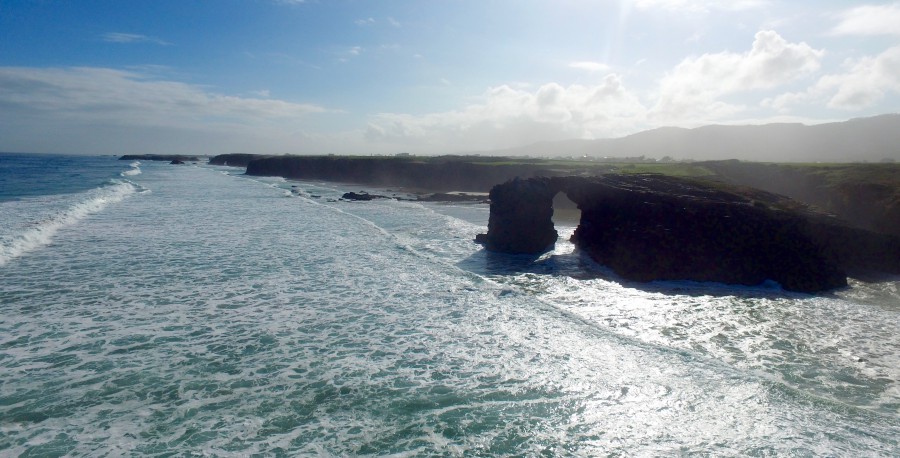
[0,180,139,267]
[121,161,142,177]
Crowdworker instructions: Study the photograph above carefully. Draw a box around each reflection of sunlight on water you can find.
[538,225,578,261]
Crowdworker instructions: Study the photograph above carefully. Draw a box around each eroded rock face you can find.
[476,174,900,293]
[474,177,559,254]
[566,175,848,292]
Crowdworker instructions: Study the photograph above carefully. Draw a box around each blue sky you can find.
[1,0,899,155]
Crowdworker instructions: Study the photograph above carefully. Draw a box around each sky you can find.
[1,0,899,156]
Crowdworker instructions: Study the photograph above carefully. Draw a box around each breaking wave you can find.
[120,161,142,176]
[0,179,140,267]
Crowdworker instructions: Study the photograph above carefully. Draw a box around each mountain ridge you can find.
[478,114,900,162]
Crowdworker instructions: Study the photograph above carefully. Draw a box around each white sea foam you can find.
[120,161,142,176]
[2,165,898,455]
[0,179,139,267]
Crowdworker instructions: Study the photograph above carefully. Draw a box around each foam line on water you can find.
[0,179,141,267]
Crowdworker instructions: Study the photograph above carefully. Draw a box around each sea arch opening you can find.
[550,191,582,254]
[551,191,582,228]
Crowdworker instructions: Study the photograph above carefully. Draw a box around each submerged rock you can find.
[476,174,900,293]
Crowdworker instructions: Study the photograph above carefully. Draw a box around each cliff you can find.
[476,175,900,293]
[701,161,900,238]
[242,155,610,192]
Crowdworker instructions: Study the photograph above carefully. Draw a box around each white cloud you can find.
[651,30,823,121]
[102,32,170,45]
[355,17,401,28]
[831,3,900,36]
[0,67,335,154]
[336,46,363,63]
[569,61,610,72]
[633,0,767,13]
[766,45,900,111]
[359,31,837,153]
[0,67,326,126]
[364,75,647,152]
[685,31,704,43]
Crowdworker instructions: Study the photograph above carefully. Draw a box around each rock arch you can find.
[474,174,900,292]
[473,175,602,254]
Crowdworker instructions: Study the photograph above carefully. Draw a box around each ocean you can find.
[1,152,898,456]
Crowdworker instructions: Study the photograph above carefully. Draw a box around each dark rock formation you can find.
[475,178,558,253]
[476,174,900,293]
[169,159,185,165]
[119,154,199,162]
[341,191,388,201]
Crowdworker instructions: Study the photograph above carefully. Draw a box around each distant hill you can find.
[484,114,900,163]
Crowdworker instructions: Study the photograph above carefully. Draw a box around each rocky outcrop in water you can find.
[341,191,388,201]
[474,178,558,253]
[476,175,900,293]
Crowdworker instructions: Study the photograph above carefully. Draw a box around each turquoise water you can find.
[1,155,898,455]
